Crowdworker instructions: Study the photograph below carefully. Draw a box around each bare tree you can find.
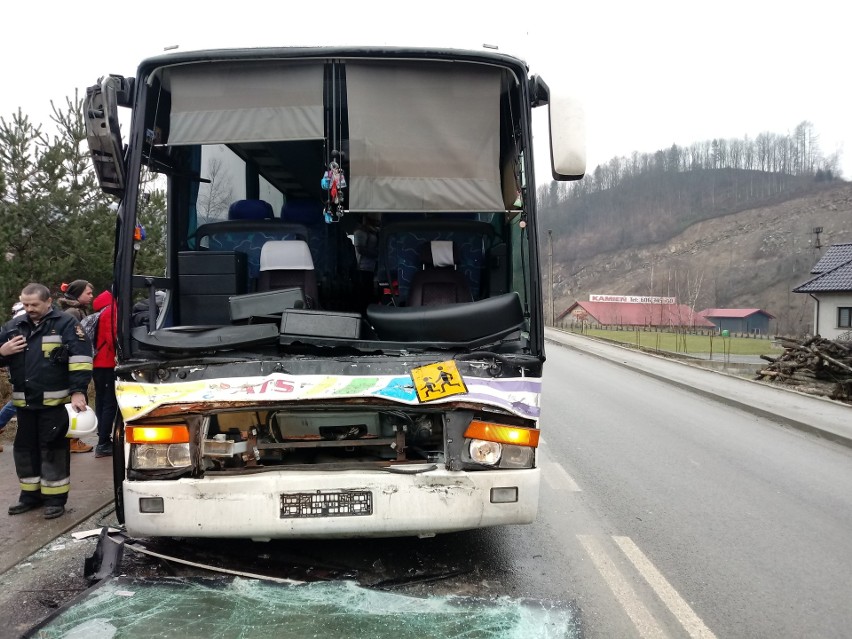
[196,158,233,225]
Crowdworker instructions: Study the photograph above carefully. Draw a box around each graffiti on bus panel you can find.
[115,371,540,421]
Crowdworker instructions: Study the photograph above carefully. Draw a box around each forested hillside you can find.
[538,122,849,335]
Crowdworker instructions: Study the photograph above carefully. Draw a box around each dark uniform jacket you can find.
[0,308,93,408]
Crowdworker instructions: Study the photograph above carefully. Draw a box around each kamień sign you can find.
[590,294,677,304]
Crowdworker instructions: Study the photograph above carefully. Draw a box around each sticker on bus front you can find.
[410,360,468,403]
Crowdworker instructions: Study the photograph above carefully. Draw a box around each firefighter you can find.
[0,283,93,519]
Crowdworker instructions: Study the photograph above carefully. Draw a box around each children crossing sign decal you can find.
[410,360,468,403]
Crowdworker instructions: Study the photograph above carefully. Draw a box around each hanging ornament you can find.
[321,153,347,224]
[133,223,146,251]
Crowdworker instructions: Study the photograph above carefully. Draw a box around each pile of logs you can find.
[756,336,852,403]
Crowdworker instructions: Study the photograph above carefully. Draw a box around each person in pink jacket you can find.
[91,290,117,458]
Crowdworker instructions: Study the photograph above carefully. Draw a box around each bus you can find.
[85,46,584,540]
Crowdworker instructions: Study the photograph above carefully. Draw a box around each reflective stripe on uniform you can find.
[20,477,41,492]
[41,477,71,490]
[41,483,71,495]
[41,477,70,488]
[69,362,93,372]
[44,389,71,405]
[41,477,70,495]
[42,335,63,344]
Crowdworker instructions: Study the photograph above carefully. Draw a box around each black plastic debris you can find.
[83,527,126,582]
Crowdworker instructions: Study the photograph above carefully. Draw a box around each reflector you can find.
[127,425,190,444]
[490,487,518,503]
[464,420,540,447]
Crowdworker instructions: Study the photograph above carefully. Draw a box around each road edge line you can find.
[545,335,852,450]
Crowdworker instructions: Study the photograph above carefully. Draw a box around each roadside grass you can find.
[566,327,784,357]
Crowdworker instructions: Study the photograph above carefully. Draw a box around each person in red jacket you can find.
[91,290,117,458]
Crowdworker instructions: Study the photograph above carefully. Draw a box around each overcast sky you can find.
[2,1,849,179]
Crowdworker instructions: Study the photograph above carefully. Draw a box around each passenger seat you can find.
[407,241,473,306]
[257,240,319,308]
[228,199,274,220]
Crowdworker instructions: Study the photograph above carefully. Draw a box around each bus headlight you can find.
[127,424,193,470]
[464,419,538,468]
[469,439,502,466]
[497,445,535,469]
[131,443,192,470]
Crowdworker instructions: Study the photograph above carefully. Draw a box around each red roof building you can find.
[556,301,715,329]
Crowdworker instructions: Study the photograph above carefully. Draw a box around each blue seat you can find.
[195,221,309,287]
[279,200,359,311]
[378,220,494,305]
[281,199,326,276]
[258,240,319,308]
[228,199,274,220]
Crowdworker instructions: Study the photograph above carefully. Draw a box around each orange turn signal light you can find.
[126,425,190,444]
[463,420,540,448]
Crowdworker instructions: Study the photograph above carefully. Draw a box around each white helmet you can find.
[65,404,98,437]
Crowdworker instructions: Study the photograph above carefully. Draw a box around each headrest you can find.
[228,199,274,220]
[281,199,324,225]
[259,240,315,271]
[421,240,458,268]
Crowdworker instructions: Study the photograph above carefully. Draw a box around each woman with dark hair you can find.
[57,280,94,322]
[56,279,95,453]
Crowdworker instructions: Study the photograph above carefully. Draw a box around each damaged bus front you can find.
[86,46,584,539]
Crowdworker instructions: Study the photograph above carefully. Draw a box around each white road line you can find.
[577,535,669,639]
[537,440,582,491]
[543,461,582,491]
[613,536,718,639]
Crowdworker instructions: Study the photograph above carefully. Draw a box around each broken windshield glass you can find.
[31,577,578,639]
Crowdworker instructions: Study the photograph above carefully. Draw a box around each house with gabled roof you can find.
[698,308,775,335]
[793,243,852,339]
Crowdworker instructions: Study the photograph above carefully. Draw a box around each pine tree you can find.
[0,95,166,310]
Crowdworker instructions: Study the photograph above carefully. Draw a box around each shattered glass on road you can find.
[32,577,578,638]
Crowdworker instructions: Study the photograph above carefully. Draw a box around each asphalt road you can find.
[535,335,852,638]
[5,334,852,637]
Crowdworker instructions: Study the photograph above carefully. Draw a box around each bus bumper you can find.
[122,467,540,539]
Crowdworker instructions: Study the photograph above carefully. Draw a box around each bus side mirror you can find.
[549,94,586,181]
[85,75,133,198]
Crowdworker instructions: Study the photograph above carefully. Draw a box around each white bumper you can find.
[123,467,540,539]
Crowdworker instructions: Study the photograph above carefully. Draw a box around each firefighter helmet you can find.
[65,404,98,437]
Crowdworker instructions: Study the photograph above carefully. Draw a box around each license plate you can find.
[280,491,373,518]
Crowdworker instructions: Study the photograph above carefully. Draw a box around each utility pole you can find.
[548,229,554,326]
[812,227,823,252]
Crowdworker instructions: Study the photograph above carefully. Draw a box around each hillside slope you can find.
[551,182,852,335]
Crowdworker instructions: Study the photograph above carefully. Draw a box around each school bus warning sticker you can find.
[410,360,468,403]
